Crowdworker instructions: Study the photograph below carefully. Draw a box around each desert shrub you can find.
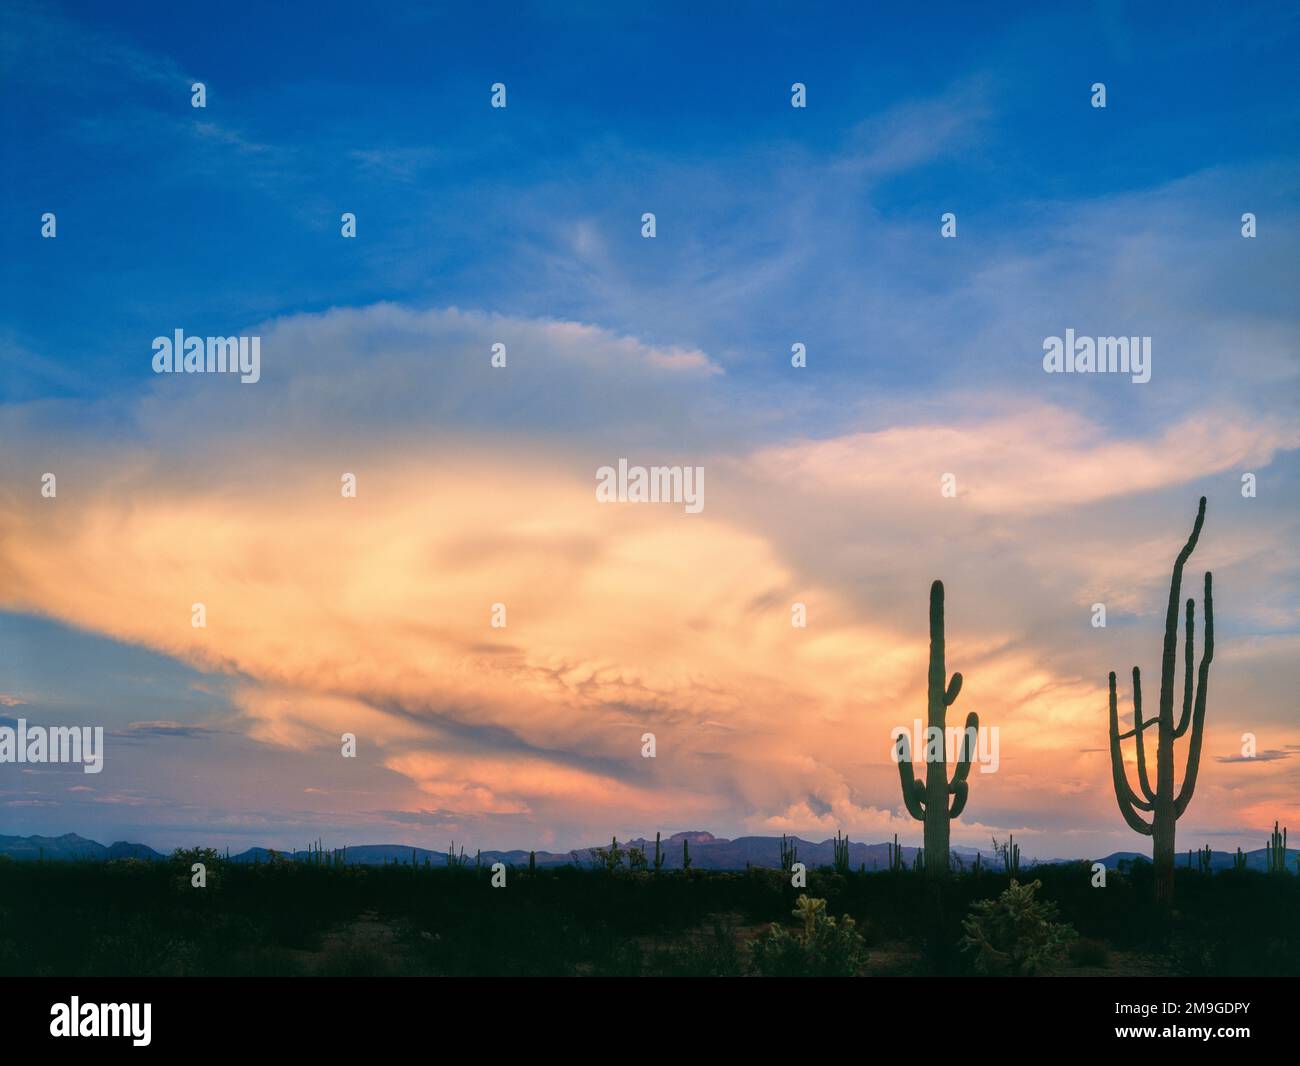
[749,895,868,977]
[960,879,1076,975]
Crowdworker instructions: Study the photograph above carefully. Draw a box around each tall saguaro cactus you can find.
[1107,497,1214,906]
[1266,822,1288,874]
[833,830,850,875]
[895,581,979,878]
[779,834,798,873]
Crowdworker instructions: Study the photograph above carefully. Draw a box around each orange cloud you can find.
[2,307,1296,852]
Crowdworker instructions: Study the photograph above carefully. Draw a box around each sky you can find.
[0,0,1297,859]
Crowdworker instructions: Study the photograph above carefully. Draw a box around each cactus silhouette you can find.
[1107,497,1214,905]
[779,834,798,873]
[682,838,691,872]
[994,834,1020,876]
[1266,822,1288,874]
[653,831,665,874]
[895,580,978,878]
[832,831,850,875]
[886,833,903,874]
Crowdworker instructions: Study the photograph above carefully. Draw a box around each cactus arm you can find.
[948,780,969,819]
[945,672,962,705]
[1174,572,1214,817]
[895,733,927,820]
[1173,597,1195,737]
[1131,667,1157,803]
[1114,667,1158,803]
[1108,671,1156,831]
[950,711,979,786]
[946,711,979,817]
[1157,497,1206,737]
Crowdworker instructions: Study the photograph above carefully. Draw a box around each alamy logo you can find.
[0,718,104,774]
[595,459,704,514]
[891,719,1000,774]
[50,998,151,1046]
[152,329,261,383]
[1042,329,1150,383]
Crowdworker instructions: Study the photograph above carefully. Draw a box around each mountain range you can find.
[1,831,1293,872]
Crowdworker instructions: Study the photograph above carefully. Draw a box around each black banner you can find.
[3,976,1292,1052]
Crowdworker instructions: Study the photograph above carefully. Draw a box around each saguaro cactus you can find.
[779,834,798,873]
[1266,822,1288,873]
[895,580,979,878]
[833,831,850,875]
[886,833,903,873]
[1107,497,1214,905]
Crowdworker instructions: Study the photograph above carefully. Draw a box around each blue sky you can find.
[0,1,1297,855]
[5,0,1297,407]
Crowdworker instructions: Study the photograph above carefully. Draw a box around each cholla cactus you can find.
[793,894,827,937]
[749,895,868,977]
[895,581,979,878]
[960,879,1076,976]
[1107,498,1214,905]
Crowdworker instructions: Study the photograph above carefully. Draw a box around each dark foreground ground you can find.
[2,853,1296,976]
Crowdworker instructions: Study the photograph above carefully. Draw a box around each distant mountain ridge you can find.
[1,831,1293,872]
[0,832,165,862]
